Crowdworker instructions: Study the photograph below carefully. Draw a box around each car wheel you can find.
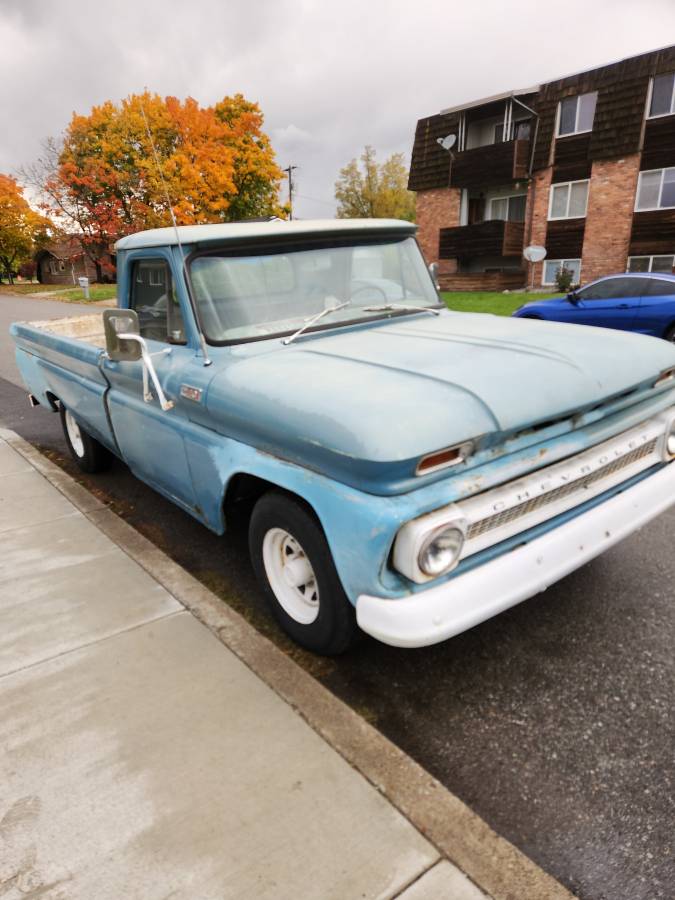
[665,324,675,343]
[59,404,112,473]
[249,492,358,655]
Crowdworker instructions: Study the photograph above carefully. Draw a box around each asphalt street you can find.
[1,293,674,900]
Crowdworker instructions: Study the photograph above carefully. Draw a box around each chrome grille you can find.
[467,438,658,541]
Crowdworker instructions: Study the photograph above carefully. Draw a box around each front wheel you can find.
[249,492,358,655]
[664,324,675,343]
[59,404,112,473]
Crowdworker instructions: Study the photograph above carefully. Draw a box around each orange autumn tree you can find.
[0,175,51,284]
[26,92,285,280]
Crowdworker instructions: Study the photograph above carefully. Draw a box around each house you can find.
[408,45,675,290]
[35,237,115,285]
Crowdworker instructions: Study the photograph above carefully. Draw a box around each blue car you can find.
[513,273,675,342]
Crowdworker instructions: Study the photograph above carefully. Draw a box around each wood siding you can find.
[408,113,457,191]
[545,219,586,258]
[449,140,529,189]
[532,47,675,171]
[629,210,675,255]
[552,133,592,183]
[439,219,524,259]
[641,116,675,171]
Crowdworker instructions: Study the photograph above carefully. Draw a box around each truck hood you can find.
[205,312,675,492]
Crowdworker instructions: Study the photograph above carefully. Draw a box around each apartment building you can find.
[408,45,675,290]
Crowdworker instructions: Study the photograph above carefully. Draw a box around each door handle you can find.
[618,304,630,309]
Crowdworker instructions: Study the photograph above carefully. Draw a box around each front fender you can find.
[183,427,411,603]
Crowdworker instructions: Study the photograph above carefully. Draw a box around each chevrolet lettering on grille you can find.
[458,420,665,557]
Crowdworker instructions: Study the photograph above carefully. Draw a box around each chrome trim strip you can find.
[458,416,669,557]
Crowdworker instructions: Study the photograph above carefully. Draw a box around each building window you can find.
[488,194,527,222]
[543,259,581,286]
[557,92,598,137]
[627,254,675,273]
[548,179,589,219]
[648,73,675,118]
[635,167,675,210]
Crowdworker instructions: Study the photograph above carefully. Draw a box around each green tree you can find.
[335,146,415,221]
[0,175,51,284]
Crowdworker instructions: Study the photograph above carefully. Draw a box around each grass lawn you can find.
[60,285,117,302]
[0,283,63,294]
[441,291,563,316]
[0,283,117,303]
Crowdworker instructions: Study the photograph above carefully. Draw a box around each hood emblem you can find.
[180,384,202,402]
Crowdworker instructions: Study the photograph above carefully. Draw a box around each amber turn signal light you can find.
[416,442,472,475]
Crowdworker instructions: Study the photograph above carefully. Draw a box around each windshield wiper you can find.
[362,303,441,317]
[282,301,350,345]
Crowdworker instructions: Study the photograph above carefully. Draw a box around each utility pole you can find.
[284,165,298,219]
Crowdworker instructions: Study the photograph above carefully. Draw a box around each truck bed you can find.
[10,312,116,452]
[18,313,106,347]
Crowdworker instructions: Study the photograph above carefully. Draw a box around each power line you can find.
[295,193,335,208]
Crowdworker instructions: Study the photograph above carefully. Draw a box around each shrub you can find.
[555,266,574,293]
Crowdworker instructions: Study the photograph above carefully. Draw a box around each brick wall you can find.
[415,187,461,274]
[580,154,641,282]
[524,167,552,287]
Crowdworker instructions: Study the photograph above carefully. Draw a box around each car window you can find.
[578,277,648,300]
[645,278,675,296]
[130,259,186,343]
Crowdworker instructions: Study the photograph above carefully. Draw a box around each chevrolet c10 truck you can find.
[10,219,675,654]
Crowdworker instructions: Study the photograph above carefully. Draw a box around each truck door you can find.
[102,255,198,511]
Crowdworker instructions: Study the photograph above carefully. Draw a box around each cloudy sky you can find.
[2,0,674,219]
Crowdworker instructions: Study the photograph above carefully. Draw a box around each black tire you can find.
[664,323,675,343]
[59,404,112,473]
[249,492,358,655]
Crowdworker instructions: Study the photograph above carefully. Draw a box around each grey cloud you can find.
[1,0,674,219]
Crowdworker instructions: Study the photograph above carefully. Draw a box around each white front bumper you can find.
[356,463,675,648]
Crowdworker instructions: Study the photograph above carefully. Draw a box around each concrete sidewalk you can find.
[0,429,488,900]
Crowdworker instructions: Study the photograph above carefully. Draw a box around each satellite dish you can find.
[523,245,547,263]
[436,134,457,151]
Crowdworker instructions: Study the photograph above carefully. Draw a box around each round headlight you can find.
[418,525,465,577]
[667,423,675,457]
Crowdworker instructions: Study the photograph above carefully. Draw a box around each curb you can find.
[1,426,575,900]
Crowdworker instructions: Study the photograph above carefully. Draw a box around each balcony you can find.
[439,219,525,259]
[449,139,529,189]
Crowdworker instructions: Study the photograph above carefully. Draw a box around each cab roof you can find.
[115,218,416,251]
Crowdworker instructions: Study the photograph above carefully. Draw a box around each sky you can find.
[2,0,675,219]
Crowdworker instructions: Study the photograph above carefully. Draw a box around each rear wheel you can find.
[59,405,112,473]
[249,492,358,655]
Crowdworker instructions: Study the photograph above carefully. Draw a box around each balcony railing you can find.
[449,139,529,189]
[439,219,525,259]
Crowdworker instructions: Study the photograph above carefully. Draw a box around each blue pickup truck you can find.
[10,219,675,653]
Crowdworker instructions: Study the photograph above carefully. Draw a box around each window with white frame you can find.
[627,254,675,273]
[557,92,598,137]
[488,194,527,222]
[548,180,589,219]
[543,259,581,286]
[635,167,675,210]
[648,73,675,118]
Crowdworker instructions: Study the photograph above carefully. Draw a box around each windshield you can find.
[188,236,440,343]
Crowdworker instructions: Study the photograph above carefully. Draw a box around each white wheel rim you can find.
[64,410,85,458]
[262,528,320,625]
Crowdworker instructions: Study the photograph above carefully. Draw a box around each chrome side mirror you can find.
[103,309,142,361]
[102,309,173,411]
[428,262,440,290]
